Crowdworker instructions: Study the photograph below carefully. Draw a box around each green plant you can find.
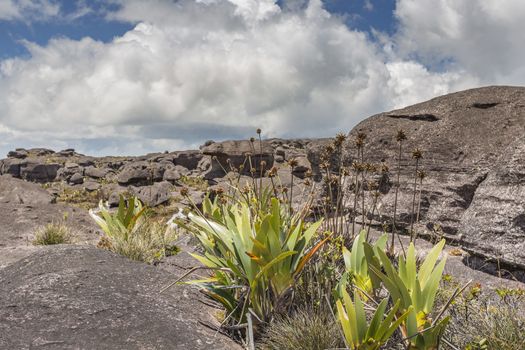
[89,196,178,263]
[32,222,73,245]
[339,232,387,299]
[336,289,412,349]
[183,194,328,327]
[442,284,525,350]
[366,239,450,349]
[258,307,344,350]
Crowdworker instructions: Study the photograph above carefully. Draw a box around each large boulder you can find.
[348,86,525,267]
[0,245,239,349]
[459,138,525,268]
[117,161,152,186]
[0,175,54,205]
[201,140,274,178]
[130,181,173,207]
[19,161,60,183]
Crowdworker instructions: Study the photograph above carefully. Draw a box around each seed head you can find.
[418,170,427,180]
[324,144,335,155]
[250,137,255,143]
[268,166,278,178]
[355,132,367,148]
[256,128,262,135]
[180,187,189,197]
[412,148,423,160]
[334,133,347,147]
[288,158,298,168]
[396,129,407,142]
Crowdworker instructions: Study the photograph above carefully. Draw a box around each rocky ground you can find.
[1,85,524,348]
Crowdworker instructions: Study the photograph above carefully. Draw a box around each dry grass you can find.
[32,222,73,245]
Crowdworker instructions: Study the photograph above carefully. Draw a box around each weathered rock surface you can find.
[0,245,240,349]
[349,86,525,268]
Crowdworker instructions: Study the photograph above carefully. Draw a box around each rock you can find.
[69,172,84,185]
[57,148,75,157]
[130,181,172,207]
[291,156,311,179]
[0,175,54,205]
[117,161,152,186]
[0,245,240,349]
[173,151,203,170]
[84,166,109,179]
[7,149,28,159]
[77,157,95,167]
[56,162,82,181]
[0,158,25,177]
[163,165,189,183]
[28,148,55,156]
[19,161,60,183]
[459,138,525,269]
[348,86,525,267]
[83,181,101,192]
[201,140,274,178]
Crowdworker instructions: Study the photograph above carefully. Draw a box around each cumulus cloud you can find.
[394,0,525,83]
[0,0,60,21]
[0,0,521,156]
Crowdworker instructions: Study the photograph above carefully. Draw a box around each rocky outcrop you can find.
[349,86,525,268]
[0,245,239,349]
[459,138,525,268]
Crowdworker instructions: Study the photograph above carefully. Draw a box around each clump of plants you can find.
[57,185,103,209]
[90,196,179,264]
[32,222,73,245]
[257,306,344,350]
[439,277,525,350]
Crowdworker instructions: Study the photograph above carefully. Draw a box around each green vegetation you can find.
[179,175,208,191]
[258,307,344,350]
[181,190,327,326]
[32,222,73,245]
[90,196,178,264]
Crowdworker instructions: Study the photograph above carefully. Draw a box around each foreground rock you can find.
[0,245,240,350]
[350,86,525,269]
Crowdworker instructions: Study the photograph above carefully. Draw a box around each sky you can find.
[0,0,524,156]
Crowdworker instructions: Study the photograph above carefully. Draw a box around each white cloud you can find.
[1,0,522,156]
[0,0,60,21]
[394,0,525,83]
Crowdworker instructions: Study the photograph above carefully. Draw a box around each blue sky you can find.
[0,0,523,156]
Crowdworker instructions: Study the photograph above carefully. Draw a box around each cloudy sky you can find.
[0,0,523,156]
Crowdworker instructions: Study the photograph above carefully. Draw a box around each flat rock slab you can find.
[0,245,240,350]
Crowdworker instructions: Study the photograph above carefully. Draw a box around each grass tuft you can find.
[258,307,344,350]
[32,222,73,245]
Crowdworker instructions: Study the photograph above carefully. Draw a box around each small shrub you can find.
[90,196,178,264]
[32,222,73,245]
[258,307,344,350]
[441,282,525,350]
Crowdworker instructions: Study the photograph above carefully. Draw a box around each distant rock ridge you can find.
[1,85,524,270]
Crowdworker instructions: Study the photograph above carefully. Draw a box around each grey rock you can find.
[291,156,311,178]
[173,150,203,170]
[348,85,525,267]
[0,175,54,205]
[69,173,84,185]
[459,138,525,268]
[84,166,109,179]
[201,140,274,178]
[83,181,101,192]
[163,165,190,183]
[0,158,25,177]
[117,161,151,186]
[19,161,60,183]
[130,181,172,207]
[0,245,240,350]
[7,149,28,159]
